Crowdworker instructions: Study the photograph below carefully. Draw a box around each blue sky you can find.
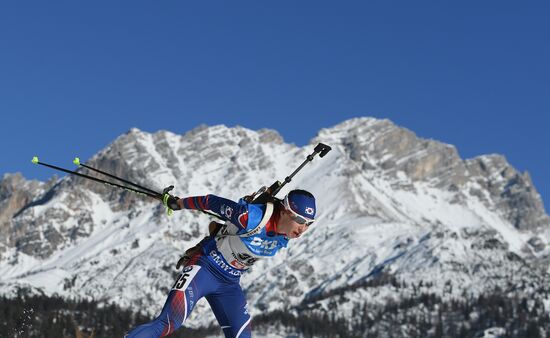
[1,1,549,210]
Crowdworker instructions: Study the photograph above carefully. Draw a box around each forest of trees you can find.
[1,286,549,338]
[256,289,549,338]
[0,288,218,338]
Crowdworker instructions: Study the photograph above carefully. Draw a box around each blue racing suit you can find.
[126,195,288,338]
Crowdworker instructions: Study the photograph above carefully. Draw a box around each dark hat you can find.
[285,189,316,220]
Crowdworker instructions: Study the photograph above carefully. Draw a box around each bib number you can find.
[172,265,201,291]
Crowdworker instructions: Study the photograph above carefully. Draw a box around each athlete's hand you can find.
[162,186,181,210]
[176,256,187,270]
[176,242,205,269]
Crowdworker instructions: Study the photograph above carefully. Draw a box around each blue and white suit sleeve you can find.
[180,195,251,230]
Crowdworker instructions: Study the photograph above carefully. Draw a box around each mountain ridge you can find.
[1,117,549,334]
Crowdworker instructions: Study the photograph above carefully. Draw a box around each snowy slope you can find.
[1,118,548,331]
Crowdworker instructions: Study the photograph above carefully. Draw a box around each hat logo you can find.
[305,207,315,215]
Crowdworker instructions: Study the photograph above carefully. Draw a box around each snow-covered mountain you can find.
[1,118,549,335]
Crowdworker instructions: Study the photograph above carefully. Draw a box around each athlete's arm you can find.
[178,195,249,230]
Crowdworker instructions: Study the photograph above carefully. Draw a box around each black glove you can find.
[162,185,181,211]
[163,194,181,210]
[176,255,188,270]
[176,241,204,269]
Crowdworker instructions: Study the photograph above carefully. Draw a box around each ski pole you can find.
[31,156,162,200]
[71,158,222,218]
[32,156,220,217]
[73,157,162,197]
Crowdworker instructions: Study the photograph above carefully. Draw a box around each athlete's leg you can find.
[125,264,213,338]
[206,282,252,338]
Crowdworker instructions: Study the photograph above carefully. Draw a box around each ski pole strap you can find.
[163,194,175,216]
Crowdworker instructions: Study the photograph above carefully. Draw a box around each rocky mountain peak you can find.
[466,155,548,230]
[317,117,466,185]
[0,173,50,212]
[316,118,549,230]
[1,173,27,199]
[181,124,285,148]
[1,118,549,332]
[0,173,54,255]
